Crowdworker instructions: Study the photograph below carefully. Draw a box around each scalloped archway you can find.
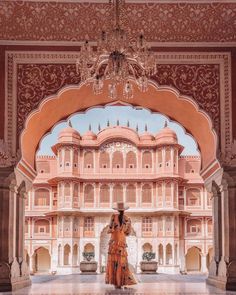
[17,80,219,180]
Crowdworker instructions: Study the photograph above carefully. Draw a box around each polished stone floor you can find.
[2,274,236,295]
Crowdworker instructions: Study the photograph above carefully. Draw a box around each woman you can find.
[105,202,137,289]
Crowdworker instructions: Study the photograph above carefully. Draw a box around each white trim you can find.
[1,40,236,47]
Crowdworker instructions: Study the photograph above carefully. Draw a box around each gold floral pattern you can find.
[17,63,220,136]
[0,1,236,42]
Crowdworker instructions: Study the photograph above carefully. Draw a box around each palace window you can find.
[126,151,137,168]
[141,184,152,204]
[100,151,110,168]
[186,188,201,206]
[84,184,94,204]
[142,217,152,233]
[84,151,94,168]
[187,219,201,234]
[34,189,50,206]
[126,184,136,203]
[142,151,152,168]
[113,184,123,203]
[39,226,46,233]
[84,217,94,232]
[100,184,110,203]
[112,151,123,168]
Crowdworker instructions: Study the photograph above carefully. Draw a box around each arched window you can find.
[64,183,71,196]
[186,247,201,271]
[166,244,173,265]
[158,244,163,265]
[157,149,163,165]
[165,182,172,205]
[63,216,71,234]
[73,150,78,168]
[186,188,201,206]
[158,217,163,234]
[113,184,123,203]
[166,216,172,233]
[64,244,71,265]
[142,184,152,204]
[64,148,71,166]
[34,219,50,234]
[142,217,152,234]
[84,151,94,168]
[142,243,152,253]
[59,149,63,167]
[73,217,79,237]
[72,244,78,266]
[112,151,123,168]
[34,188,50,206]
[84,243,95,253]
[142,151,152,168]
[157,183,163,206]
[165,148,171,166]
[84,184,94,204]
[100,184,110,204]
[126,151,137,168]
[99,151,110,168]
[73,183,79,206]
[207,219,212,234]
[126,184,136,203]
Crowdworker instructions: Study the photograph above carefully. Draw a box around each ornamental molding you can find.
[0,139,20,167]
[4,51,232,163]
[0,1,236,43]
[100,141,137,154]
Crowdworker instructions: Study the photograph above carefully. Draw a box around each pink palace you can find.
[24,122,213,275]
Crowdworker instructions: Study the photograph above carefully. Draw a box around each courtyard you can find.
[3,274,236,295]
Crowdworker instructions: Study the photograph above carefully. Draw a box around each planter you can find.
[140,261,158,273]
[80,261,98,274]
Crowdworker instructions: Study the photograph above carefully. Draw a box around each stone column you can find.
[201,254,208,273]
[207,167,236,290]
[0,168,31,291]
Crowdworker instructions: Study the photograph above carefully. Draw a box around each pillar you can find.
[201,254,208,273]
[0,168,31,291]
[207,167,236,290]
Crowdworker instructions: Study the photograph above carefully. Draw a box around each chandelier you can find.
[76,0,156,99]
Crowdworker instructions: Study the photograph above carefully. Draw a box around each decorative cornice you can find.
[0,1,236,43]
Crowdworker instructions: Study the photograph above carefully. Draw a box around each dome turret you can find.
[58,121,80,144]
[155,121,178,145]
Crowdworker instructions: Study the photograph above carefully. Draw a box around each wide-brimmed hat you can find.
[112,202,129,211]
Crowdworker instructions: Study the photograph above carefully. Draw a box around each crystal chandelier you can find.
[76,0,156,99]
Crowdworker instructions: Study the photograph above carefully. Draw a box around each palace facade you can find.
[24,123,213,275]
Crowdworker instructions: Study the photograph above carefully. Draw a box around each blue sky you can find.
[37,106,199,156]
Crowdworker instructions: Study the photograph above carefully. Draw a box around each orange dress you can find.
[105,213,137,287]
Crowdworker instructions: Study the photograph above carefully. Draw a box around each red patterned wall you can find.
[0,1,236,42]
[17,63,220,136]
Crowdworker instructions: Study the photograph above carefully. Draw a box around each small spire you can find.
[98,123,101,131]
[145,124,148,132]
[89,124,92,131]
[68,120,72,128]
[127,120,130,127]
[117,119,120,126]
[164,120,168,128]
[136,124,139,132]
[107,120,110,127]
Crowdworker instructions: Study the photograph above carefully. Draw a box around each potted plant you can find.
[140,252,158,273]
[80,251,98,274]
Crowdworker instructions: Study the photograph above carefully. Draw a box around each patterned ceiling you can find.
[0,1,236,43]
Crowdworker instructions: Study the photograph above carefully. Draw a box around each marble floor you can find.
[2,274,236,295]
